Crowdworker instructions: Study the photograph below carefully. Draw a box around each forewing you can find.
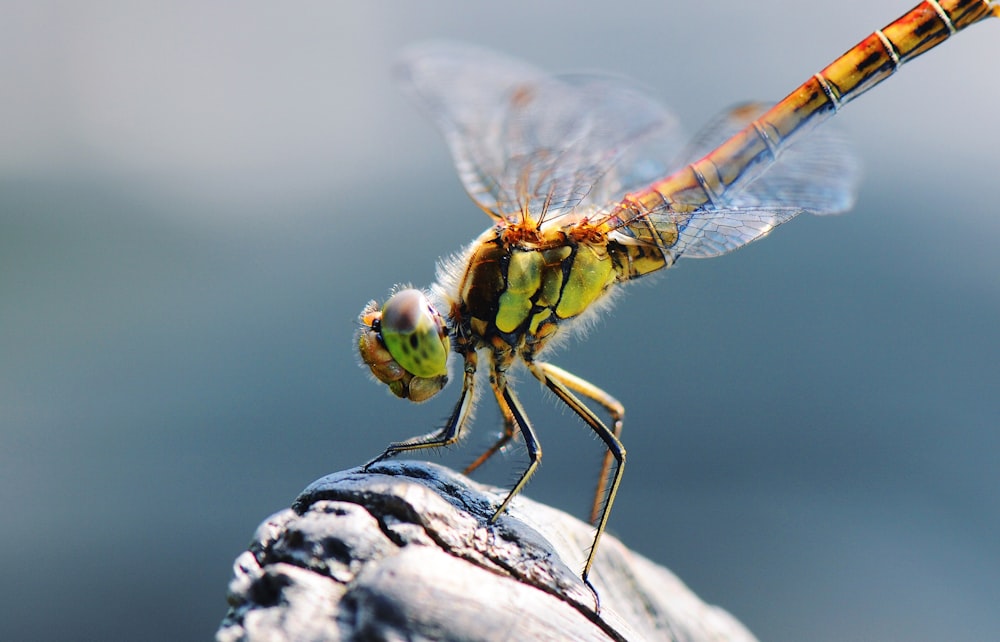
[396,42,682,221]
[396,42,546,219]
[514,73,684,218]
[585,106,686,206]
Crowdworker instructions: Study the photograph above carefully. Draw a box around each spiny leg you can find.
[537,362,624,526]
[488,375,542,521]
[462,382,518,476]
[529,362,626,586]
[480,369,601,609]
[363,352,478,469]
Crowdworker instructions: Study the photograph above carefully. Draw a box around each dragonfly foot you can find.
[487,505,504,524]
[361,449,397,472]
[583,574,601,615]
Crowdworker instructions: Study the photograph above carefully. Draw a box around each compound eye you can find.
[380,289,449,378]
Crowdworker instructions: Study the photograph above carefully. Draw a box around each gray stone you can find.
[219,461,757,642]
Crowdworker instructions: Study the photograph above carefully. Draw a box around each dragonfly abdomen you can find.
[627,0,997,215]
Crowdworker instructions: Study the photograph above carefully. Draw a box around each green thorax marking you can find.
[458,224,667,351]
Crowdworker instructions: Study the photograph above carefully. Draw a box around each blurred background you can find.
[2,1,998,640]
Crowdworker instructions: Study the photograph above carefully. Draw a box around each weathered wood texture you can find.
[218,461,757,642]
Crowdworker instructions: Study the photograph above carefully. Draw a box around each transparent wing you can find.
[611,205,803,261]
[586,115,686,206]
[664,206,802,260]
[609,103,861,262]
[396,42,684,222]
[676,102,861,214]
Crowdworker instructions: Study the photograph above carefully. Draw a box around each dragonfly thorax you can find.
[454,223,624,361]
[358,218,672,403]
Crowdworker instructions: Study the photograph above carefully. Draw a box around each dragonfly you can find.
[357,0,997,600]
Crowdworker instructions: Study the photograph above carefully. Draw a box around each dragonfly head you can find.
[357,288,450,402]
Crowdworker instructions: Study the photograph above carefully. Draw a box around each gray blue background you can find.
[2,1,998,640]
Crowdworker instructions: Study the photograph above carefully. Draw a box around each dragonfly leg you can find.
[529,362,626,586]
[462,383,518,476]
[536,362,624,526]
[363,352,478,469]
[487,374,541,522]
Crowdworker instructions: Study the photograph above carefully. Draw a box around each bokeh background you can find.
[3,1,998,640]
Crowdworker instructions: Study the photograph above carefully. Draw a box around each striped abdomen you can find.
[627,0,998,213]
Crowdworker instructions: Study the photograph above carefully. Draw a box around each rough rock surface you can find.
[218,460,757,642]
